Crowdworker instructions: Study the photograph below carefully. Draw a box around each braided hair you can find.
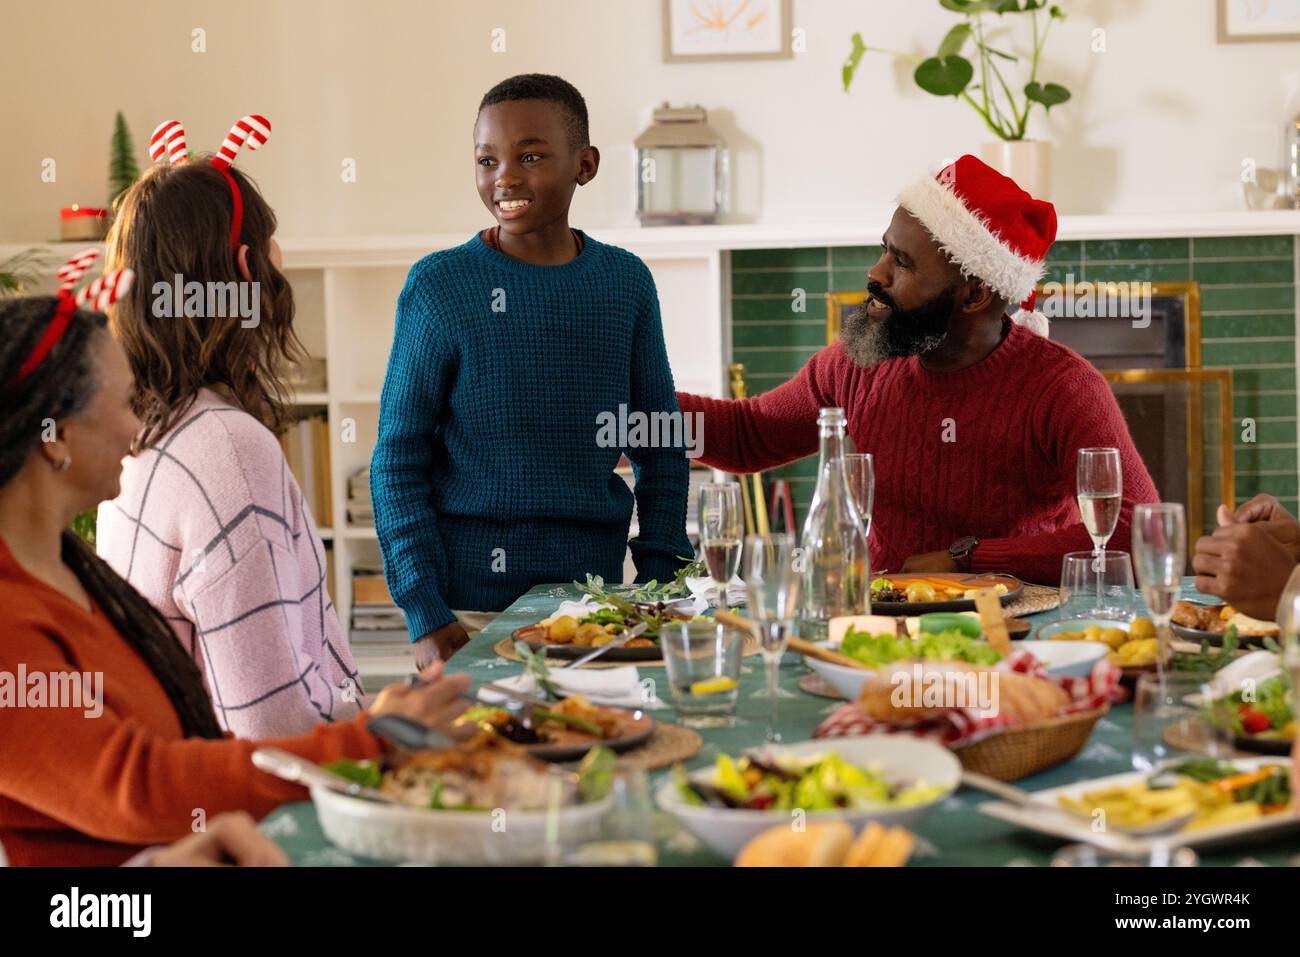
[0,296,224,739]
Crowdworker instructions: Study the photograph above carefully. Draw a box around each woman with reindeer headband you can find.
[97,117,361,738]
[0,252,471,866]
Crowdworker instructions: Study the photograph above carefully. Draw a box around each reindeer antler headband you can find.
[149,114,272,252]
[10,248,134,386]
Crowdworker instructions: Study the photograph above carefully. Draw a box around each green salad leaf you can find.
[322,758,382,790]
[839,627,1003,667]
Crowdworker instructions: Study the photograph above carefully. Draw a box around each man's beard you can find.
[840,282,958,367]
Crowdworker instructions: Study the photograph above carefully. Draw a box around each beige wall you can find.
[3,0,1298,242]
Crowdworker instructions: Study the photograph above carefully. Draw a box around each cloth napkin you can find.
[685,575,747,614]
[1198,650,1280,702]
[550,596,614,619]
[477,666,666,710]
[812,650,1122,747]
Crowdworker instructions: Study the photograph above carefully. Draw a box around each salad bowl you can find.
[656,736,960,860]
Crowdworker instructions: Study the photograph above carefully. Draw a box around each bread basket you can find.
[951,704,1109,782]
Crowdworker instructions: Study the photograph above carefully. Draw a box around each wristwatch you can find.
[949,536,980,573]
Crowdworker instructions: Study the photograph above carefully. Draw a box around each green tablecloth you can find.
[261,579,1300,867]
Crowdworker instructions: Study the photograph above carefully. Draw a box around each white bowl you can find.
[803,655,873,700]
[311,785,608,864]
[655,735,960,861]
[1010,639,1109,677]
[804,636,1107,697]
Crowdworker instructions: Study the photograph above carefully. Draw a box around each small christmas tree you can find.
[108,110,140,210]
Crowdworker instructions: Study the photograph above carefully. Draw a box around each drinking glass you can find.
[843,453,875,539]
[1278,585,1300,724]
[660,619,744,728]
[1077,448,1122,606]
[697,482,743,607]
[544,767,657,867]
[1058,550,1135,621]
[1131,503,1186,679]
[742,534,800,740]
[1051,844,1199,867]
[1132,671,1235,773]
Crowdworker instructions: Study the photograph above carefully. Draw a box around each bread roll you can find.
[856,660,1069,725]
[1225,612,1279,638]
[734,822,852,867]
[843,822,915,867]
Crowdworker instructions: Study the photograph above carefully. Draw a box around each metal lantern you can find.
[634,103,727,226]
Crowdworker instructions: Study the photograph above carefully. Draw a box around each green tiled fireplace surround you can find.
[729,235,1299,527]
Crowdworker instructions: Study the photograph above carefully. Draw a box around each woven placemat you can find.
[798,673,846,700]
[492,633,763,668]
[1004,583,1060,618]
[615,721,703,770]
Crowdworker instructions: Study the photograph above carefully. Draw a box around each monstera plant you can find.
[843,0,1071,142]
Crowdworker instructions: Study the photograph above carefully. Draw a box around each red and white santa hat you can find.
[897,154,1057,336]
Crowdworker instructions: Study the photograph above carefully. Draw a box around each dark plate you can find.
[1170,621,1274,648]
[869,573,1025,616]
[1231,733,1294,756]
[511,628,664,662]
[525,711,655,762]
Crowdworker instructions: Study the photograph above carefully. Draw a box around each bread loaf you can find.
[856,659,1069,725]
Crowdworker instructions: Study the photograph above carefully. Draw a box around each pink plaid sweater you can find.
[98,389,362,738]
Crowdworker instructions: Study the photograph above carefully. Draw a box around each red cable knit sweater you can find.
[678,321,1159,584]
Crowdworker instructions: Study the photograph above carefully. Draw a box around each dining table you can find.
[260,577,1300,867]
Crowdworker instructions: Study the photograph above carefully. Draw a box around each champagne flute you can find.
[1277,581,1300,728]
[1131,503,1186,682]
[1077,448,1122,607]
[843,453,875,540]
[743,534,801,741]
[697,482,743,608]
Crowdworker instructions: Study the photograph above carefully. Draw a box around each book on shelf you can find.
[278,412,332,526]
[352,573,393,606]
[350,568,408,643]
[346,466,374,526]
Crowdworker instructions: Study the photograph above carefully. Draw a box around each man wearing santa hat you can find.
[677,155,1159,582]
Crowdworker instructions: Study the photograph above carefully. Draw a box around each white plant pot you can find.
[981,139,1051,198]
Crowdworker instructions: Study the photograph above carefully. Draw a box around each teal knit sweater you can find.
[372,231,693,639]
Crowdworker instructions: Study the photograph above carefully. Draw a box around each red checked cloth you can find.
[813,650,1121,747]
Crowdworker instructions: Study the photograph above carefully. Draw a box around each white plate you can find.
[311,784,608,864]
[977,757,1297,854]
[655,735,961,861]
[802,639,1105,701]
[1009,639,1109,677]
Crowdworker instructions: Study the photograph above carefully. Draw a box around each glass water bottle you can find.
[799,408,870,639]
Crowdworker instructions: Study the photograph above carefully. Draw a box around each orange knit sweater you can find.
[0,537,384,867]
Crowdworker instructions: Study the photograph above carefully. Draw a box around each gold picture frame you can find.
[1218,0,1300,43]
[825,289,868,344]
[1101,368,1235,550]
[663,0,795,62]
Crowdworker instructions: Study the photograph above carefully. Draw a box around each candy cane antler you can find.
[74,269,135,311]
[56,248,100,293]
[149,119,189,164]
[8,255,135,387]
[211,115,271,170]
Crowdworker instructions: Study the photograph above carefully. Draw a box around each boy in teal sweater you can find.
[372,74,693,666]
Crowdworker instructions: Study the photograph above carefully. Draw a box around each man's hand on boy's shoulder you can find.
[414,622,471,667]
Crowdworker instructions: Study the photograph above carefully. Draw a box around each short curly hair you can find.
[478,73,590,150]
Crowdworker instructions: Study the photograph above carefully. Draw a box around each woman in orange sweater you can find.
[0,291,470,867]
